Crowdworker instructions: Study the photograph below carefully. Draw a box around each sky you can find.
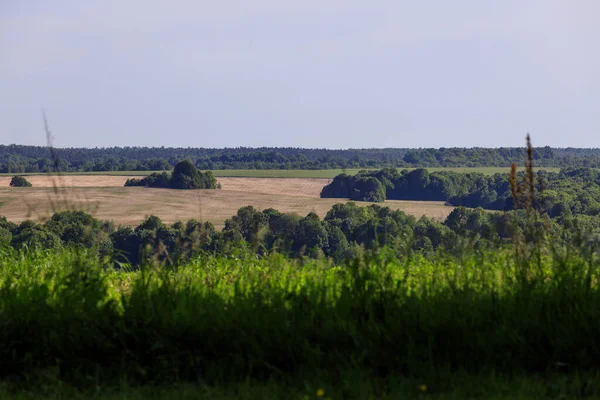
[0,1,599,149]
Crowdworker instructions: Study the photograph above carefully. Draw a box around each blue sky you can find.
[0,1,598,148]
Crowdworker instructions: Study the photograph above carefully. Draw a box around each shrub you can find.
[9,176,32,187]
[125,172,170,188]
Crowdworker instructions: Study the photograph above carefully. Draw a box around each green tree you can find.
[9,176,32,187]
[294,212,329,256]
[136,215,165,232]
[45,211,111,249]
[351,176,386,202]
[11,223,62,250]
[170,160,202,189]
[0,227,11,247]
[0,216,16,232]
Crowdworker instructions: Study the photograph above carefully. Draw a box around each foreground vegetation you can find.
[5,374,600,400]
[1,235,600,398]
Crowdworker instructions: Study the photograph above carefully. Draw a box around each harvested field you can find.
[0,175,136,188]
[0,176,452,227]
[0,175,330,197]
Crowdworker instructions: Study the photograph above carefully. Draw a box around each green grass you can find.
[1,167,561,179]
[1,242,600,397]
[2,373,599,399]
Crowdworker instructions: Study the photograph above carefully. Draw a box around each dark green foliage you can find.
[45,211,112,251]
[11,222,62,250]
[293,212,329,256]
[170,160,202,189]
[180,219,216,258]
[4,144,600,172]
[323,223,349,261]
[323,167,600,222]
[0,216,16,232]
[351,176,386,202]
[109,216,218,265]
[125,172,170,187]
[0,227,11,247]
[125,161,217,189]
[135,215,164,232]
[414,216,455,248]
[110,226,136,262]
[226,206,269,243]
[265,212,301,252]
[320,174,352,197]
[9,175,32,187]
[445,206,500,241]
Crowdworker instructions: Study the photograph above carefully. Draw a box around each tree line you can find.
[4,144,600,172]
[2,198,598,266]
[321,167,600,220]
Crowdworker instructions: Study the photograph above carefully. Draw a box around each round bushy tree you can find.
[170,160,217,189]
[9,176,32,187]
[293,212,329,255]
[135,215,165,232]
[350,177,386,202]
[45,210,110,249]
[11,225,62,250]
[170,160,202,189]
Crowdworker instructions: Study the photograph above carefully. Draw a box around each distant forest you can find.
[321,166,600,222]
[2,144,600,173]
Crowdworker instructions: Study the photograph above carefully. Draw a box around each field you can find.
[0,166,561,179]
[0,175,452,226]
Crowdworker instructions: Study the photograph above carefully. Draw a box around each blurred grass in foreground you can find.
[1,244,600,397]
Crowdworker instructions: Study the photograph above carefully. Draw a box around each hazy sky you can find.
[1,1,599,148]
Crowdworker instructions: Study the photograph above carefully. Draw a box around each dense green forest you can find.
[3,144,600,172]
[322,167,600,220]
[1,198,598,266]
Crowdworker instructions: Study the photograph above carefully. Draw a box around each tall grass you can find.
[1,242,600,392]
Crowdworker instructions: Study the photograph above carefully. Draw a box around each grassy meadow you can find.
[1,243,600,398]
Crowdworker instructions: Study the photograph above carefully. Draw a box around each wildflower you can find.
[419,384,428,392]
[316,388,325,397]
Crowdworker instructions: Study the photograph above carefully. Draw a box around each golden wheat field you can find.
[0,176,453,227]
